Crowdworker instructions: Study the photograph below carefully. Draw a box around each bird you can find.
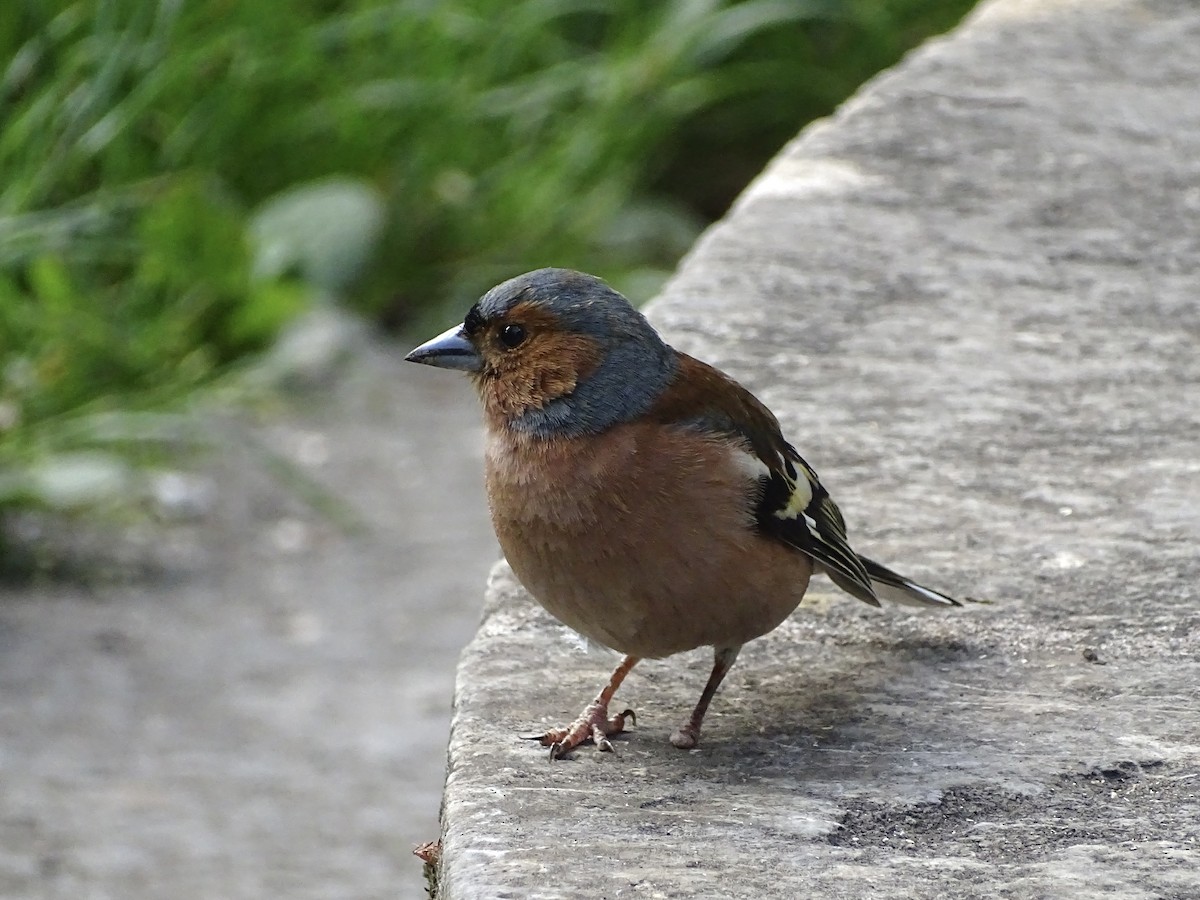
[405,268,960,759]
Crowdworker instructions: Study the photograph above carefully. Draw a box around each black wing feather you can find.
[755,447,880,607]
[650,353,956,609]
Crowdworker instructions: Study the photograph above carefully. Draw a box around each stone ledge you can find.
[438,0,1200,896]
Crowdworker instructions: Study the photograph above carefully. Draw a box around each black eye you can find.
[499,323,526,349]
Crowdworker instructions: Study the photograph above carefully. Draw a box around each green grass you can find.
[0,0,977,545]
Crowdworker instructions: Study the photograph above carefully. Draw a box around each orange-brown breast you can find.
[484,421,813,658]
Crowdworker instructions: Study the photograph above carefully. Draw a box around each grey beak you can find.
[404,324,482,372]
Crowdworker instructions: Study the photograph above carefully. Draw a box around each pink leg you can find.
[528,655,640,760]
[670,646,741,750]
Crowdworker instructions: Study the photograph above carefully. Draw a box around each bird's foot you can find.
[669,721,701,750]
[526,702,636,760]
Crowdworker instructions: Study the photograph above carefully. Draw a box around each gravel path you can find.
[1,338,496,900]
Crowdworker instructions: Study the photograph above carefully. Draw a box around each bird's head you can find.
[406,268,677,437]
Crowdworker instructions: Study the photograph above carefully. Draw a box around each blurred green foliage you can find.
[0,0,975,520]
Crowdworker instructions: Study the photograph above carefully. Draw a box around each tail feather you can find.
[858,555,961,608]
[825,569,882,608]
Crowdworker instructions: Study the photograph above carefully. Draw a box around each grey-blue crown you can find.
[475,269,678,437]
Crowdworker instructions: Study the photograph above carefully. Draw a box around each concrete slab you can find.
[437,0,1200,896]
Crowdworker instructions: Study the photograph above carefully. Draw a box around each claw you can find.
[592,725,614,752]
[529,656,643,760]
[530,701,637,760]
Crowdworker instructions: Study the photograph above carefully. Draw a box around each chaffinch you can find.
[406,268,960,759]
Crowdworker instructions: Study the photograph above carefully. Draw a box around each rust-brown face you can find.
[406,268,678,437]
[466,301,602,423]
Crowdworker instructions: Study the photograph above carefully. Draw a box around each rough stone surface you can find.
[439,1,1200,897]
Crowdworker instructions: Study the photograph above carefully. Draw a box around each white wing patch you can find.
[729,445,772,482]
